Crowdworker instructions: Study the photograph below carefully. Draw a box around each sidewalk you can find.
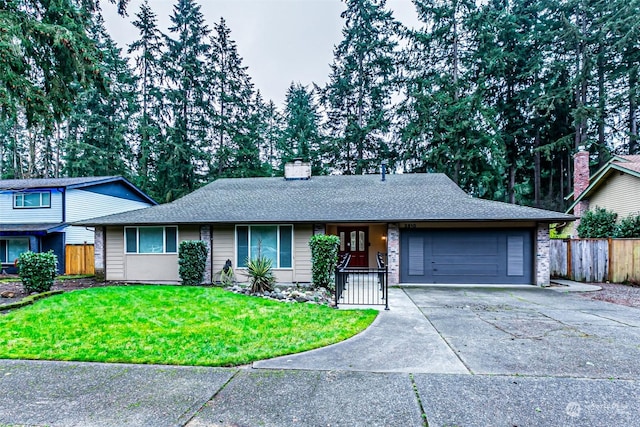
[1,285,639,426]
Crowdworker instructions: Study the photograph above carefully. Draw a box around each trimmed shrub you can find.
[577,207,617,238]
[18,251,58,294]
[178,240,208,286]
[614,214,640,238]
[309,234,340,290]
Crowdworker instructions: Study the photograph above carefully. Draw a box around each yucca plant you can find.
[246,256,275,293]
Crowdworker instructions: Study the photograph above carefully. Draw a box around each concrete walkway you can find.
[254,287,469,374]
[1,285,639,426]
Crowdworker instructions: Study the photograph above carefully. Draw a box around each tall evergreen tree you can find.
[323,0,399,174]
[279,83,325,174]
[0,0,128,126]
[207,17,255,178]
[128,0,166,196]
[399,0,504,198]
[159,0,210,201]
[63,15,137,178]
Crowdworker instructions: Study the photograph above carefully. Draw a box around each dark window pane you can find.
[139,227,163,253]
[0,241,6,262]
[41,192,51,207]
[279,226,292,268]
[237,226,249,267]
[24,193,41,207]
[125,228,137,253]
[165,227,177,253]
[251,226,277,266]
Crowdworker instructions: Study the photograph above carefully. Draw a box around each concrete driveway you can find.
[1,286,639,426]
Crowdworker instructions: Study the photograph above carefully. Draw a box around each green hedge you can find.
[178,241,208,286]
[18,251,58,294]
[309,234,340,290]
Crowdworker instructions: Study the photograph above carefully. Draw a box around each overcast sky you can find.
[102,0,420,107]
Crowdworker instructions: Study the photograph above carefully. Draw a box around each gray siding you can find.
[212,226,235,275]
[105,226,125,280]
[0,191,63,223]
[66,188,151,222]
[293,224,312,283]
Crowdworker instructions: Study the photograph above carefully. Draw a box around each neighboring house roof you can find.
[0,176,157,205]
[0,223,67,234]
[566,155,640,213]
[78,173,573,226]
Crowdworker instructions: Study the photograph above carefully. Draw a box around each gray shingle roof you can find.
[0,223,65,233]
[0,176,120,190]
[78,174,573,225]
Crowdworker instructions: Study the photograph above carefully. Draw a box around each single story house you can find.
[567,152,640,232]
[79,166,573,287]
[0,176,156,274]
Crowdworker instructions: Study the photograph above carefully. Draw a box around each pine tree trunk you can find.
[630,62,638,154]
[534,128,541,207]
[597,47,607,167]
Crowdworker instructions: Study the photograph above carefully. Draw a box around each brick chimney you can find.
[573,150,590,226]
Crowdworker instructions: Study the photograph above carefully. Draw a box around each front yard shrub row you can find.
[18,251,58,294]
[309,234,340,290]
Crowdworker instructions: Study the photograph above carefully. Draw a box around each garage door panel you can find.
[400,229,533,284]
[433,237,498,256]
[433,263,499,276]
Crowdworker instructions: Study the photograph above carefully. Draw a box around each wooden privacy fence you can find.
[550,238,640,283]
[65,244,95,275]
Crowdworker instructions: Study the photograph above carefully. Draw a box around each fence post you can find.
[607,238,613,282]
[567,239,572,280]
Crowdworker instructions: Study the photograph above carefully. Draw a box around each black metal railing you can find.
[335,252,389,310]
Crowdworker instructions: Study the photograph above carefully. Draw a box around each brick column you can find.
[94,226,106,281]
[387,223,400,286]
[200,225,212,284]
[573,150,590,232]
[536,223,551,287]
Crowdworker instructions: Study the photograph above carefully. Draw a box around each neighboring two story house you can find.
[0,177,156,274]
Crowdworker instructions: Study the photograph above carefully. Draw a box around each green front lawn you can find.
[0,286,377,366]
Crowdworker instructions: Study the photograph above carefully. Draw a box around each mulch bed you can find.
[0,277,109,308]
[575,282,640,308]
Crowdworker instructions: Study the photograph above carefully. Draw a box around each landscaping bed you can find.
[576,282,640,308]
[0,276,108,308]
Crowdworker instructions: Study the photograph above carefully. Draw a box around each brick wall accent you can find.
[200,225,212,284]
[573,150,590,232]
[573,150,590,198]
[535,223,550,287]
[387,223,400,286]
[94,226,105,281]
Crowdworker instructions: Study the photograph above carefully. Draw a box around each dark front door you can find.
[338,227,369,267]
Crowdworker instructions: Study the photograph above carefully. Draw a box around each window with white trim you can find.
[0,239,30,263]
[125,227,177,254]
[236,225,293,268]
[13,191,51,208]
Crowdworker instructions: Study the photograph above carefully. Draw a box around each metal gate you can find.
[335,252,389,310]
